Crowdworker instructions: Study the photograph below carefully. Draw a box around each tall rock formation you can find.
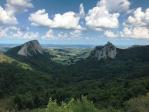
[90,42,117,61]
[7,40,45,57]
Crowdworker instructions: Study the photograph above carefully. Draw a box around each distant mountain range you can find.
[0,43,94,49]
[0,43,131,49]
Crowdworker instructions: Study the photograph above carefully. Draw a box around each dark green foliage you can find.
[29,97,123,112]
[1,45,149,111]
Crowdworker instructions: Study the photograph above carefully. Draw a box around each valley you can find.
[0,40,149,112]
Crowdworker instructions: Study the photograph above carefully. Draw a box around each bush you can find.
[125,93,149,112]
[46,97,99,112]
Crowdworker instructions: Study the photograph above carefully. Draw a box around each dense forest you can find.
[0,41,149,112]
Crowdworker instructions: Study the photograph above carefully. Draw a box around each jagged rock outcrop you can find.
[90,42,117,61]
[7,40,45,57]
[17,40,44,56]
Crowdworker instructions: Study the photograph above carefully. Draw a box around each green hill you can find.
[1,40,149,112]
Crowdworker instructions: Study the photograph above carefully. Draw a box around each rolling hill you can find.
[1,40,149,111]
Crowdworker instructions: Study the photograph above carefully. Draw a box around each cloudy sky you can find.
[0,0,149,45]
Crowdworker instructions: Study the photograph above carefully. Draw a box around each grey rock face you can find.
[17,40,44,56]
[91,42,117,61]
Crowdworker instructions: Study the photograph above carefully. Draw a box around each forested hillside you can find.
[0,40,149,112]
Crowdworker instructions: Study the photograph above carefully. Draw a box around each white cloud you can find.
[104,30,118,38]
[57,30,82,40]
[121,7,149,39]
[127,7,149,26]
[98,0,130,13]
[121,27,149,39]
[85,5,119,29]
[0,27,8,37]
[0,6,17,24]
[29,9,52,27]
[51,12,81,29]
[79,3,85,17]
[0,0,33,25]
[6,0,33,9]
[57,32,69,39]
[85,0,131,30]
[69,30,82,38]
[29,9,82,30]
[6,0,33,14]
[44,29,54,39]
[43,29,82,40]
[23,32,39,40]
[0,26,39,40]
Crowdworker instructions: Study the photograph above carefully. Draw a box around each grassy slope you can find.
[0,54,32,70]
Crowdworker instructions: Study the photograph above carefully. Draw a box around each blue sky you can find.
[0,0,149,45]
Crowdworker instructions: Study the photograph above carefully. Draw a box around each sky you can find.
[0,0,149,45]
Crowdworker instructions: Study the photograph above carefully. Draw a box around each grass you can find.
[48,48,92,64]
[0,54,32,70]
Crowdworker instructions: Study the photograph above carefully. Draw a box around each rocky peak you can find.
[106,42,114,47]
[17,40,44,56]
[90,42,117,61]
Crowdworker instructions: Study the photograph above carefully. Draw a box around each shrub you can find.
[125,93,149,112]
[46,97,99,112]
